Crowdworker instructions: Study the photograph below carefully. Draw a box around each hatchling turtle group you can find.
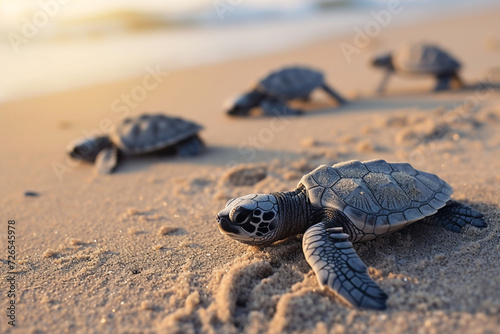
[216,159,487,310]
[64,41,489,312]
[67,113,204,174]
[226,66,346,116]
[372,42,463,93]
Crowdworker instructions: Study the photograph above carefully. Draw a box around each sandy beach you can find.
[2,7,500,334]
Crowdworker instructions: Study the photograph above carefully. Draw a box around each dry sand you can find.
[2,9,500,334]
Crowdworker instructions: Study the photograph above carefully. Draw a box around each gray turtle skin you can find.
[227,66,346,117]
[67,114,204,174]
[372,43,463,93]
[216,159,487,310]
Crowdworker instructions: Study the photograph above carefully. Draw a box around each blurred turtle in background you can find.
[67,113,204,174]
[226,66,346,117]
[372,43,463,93]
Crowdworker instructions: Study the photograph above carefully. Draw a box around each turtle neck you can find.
[271,186,322,241]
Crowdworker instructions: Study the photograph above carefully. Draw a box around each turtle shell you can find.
[110,114,202,154]
[392,43,460,75]
[297,159,453,242]
[258,66,324,100]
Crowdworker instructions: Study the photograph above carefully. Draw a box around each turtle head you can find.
[67,135,112,162]
[372,53,393,69]
[225,90,265,116]
[216,194,280,246]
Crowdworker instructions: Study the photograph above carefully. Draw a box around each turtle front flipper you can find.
[95,146,119,174]
[303,223,388,310]
[260,98,303,116]
[421,200,487,232]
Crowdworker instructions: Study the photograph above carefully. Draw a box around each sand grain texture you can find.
[1,9,500,334]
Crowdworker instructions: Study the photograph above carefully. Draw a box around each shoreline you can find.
[2,0,500,103]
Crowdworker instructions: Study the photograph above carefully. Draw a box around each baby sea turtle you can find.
[216,159,487,310]
[68,113,204,174]
[226,66,346,117]
[372,43,463,93]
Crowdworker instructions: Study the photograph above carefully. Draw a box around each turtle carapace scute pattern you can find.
[67,113,204,174]
[111,114,202,154]
[226,66,346,117]
[216,159,487,310]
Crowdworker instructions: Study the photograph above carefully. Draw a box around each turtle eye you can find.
[231,207,253,225]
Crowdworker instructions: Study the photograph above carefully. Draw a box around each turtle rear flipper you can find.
[376,69,393,94]
[434,74,455,91]
[421,200,487,232]
[303,222,388,310]
[177,135,205,157]
[321,83,347,105]
[452,73,464,89]
[95,146,118,174]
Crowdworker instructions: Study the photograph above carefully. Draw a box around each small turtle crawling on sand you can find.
[372,43,463,93]
[68,113,204,174]
[216,159,487,310]
[226,66,346,116]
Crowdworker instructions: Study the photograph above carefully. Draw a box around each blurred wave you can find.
[0,0,498,102]
[0,0,352,39]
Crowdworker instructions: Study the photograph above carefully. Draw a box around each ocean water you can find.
[0,0,498,102]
